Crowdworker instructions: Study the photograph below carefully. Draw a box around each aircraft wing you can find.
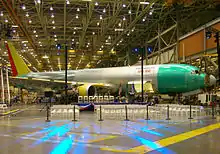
[10,70,78,84]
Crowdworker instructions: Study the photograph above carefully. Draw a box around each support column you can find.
[6,66,10,105]
[126,46,130,66]
[216,32,220,80]
[1,67,5,103]
[158,23,161,64]
[141,47,144,103]
[145,45,148,65]
[204,27,207,72]
[64,0,68,105]
[175,8,180,63]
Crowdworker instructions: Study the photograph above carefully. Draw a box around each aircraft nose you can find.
[209,75,216,86]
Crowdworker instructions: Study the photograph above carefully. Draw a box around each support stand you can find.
[40,96,52,122]
[166,105,171,120]
[145,105,150,120]
[124,105,129,121]
[212,104,216,119]
[188,104,193,119]
[72,105,77,122]
[98,105,103,121]
[45,105,51,122]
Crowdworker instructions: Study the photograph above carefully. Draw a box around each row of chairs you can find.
[50,105,80,120]
[0,104,8,110]
[78,96,114,103]
[95,104,206,120]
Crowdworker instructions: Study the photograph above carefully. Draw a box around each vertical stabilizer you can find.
[5,41,31,76]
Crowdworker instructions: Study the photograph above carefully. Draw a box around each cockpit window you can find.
[191,70,200,74]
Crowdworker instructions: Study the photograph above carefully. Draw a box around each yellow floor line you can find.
[1,109,20,115]
[80,135,117,143]
[101,123,220,153]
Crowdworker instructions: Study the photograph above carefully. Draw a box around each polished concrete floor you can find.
[0,105,219,154]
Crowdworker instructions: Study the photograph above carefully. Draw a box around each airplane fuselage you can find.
[73,64,208,94]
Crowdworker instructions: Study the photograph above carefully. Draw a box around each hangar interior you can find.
[0,0,220,154]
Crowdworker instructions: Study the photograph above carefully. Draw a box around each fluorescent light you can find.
[140,1,150,4]
[12,25,18,28]
[115,28,124,31]
[22,5,26,10]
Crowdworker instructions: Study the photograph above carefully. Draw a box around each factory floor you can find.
[0,105,219,154]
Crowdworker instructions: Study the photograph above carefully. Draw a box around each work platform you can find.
[0,105,219,154]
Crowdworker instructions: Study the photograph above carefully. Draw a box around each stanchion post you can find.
[72,105,77,122]
[212,103,216,119]
[188,104,193,119]
[99,105,103,121]
[145,105,150,120]
[166,105,171,120]
[124,105,129,121]
[45,105,51,122]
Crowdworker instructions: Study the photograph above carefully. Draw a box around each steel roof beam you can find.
[1,0,37,51]
[109,0,158,50]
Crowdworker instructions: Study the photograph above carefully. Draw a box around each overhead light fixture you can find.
[76,14,79,19]
[33,30,36,33]
[142,18,146,22]
[73,31,76,34]
[55,38,57,41]
[97,22,100,26]
[103,8,106,13]
[128,10,131,14]
[72,39,74,41]
[95,2,98,6]
[131,27,135,32]
[122,4,126,7]
[12,25,18,28]
[77,8,80,12]
[53,26,56,29]
[140,1,150,4]
[118,23,121,27]
[26,12,29,17]
[149,11,153,15]
[35,34,38,37]
[92,32,95,35]
[22,5,26,10]
[42,55,49,59]
[51,14,54,18]
[0,11,3,16]
[108,36,111,39]
[5,19,8,23]
[101,45,104,48]
[66,0,70,4]
[37,0,41,4]
[13,29,16,33]
[50,6,53,11]
[29,20,32,23]
[52,20,55,24]
[54,34,57,37]
[100,15,103,20]
[123,16,126,21]
[115,28,124,31]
